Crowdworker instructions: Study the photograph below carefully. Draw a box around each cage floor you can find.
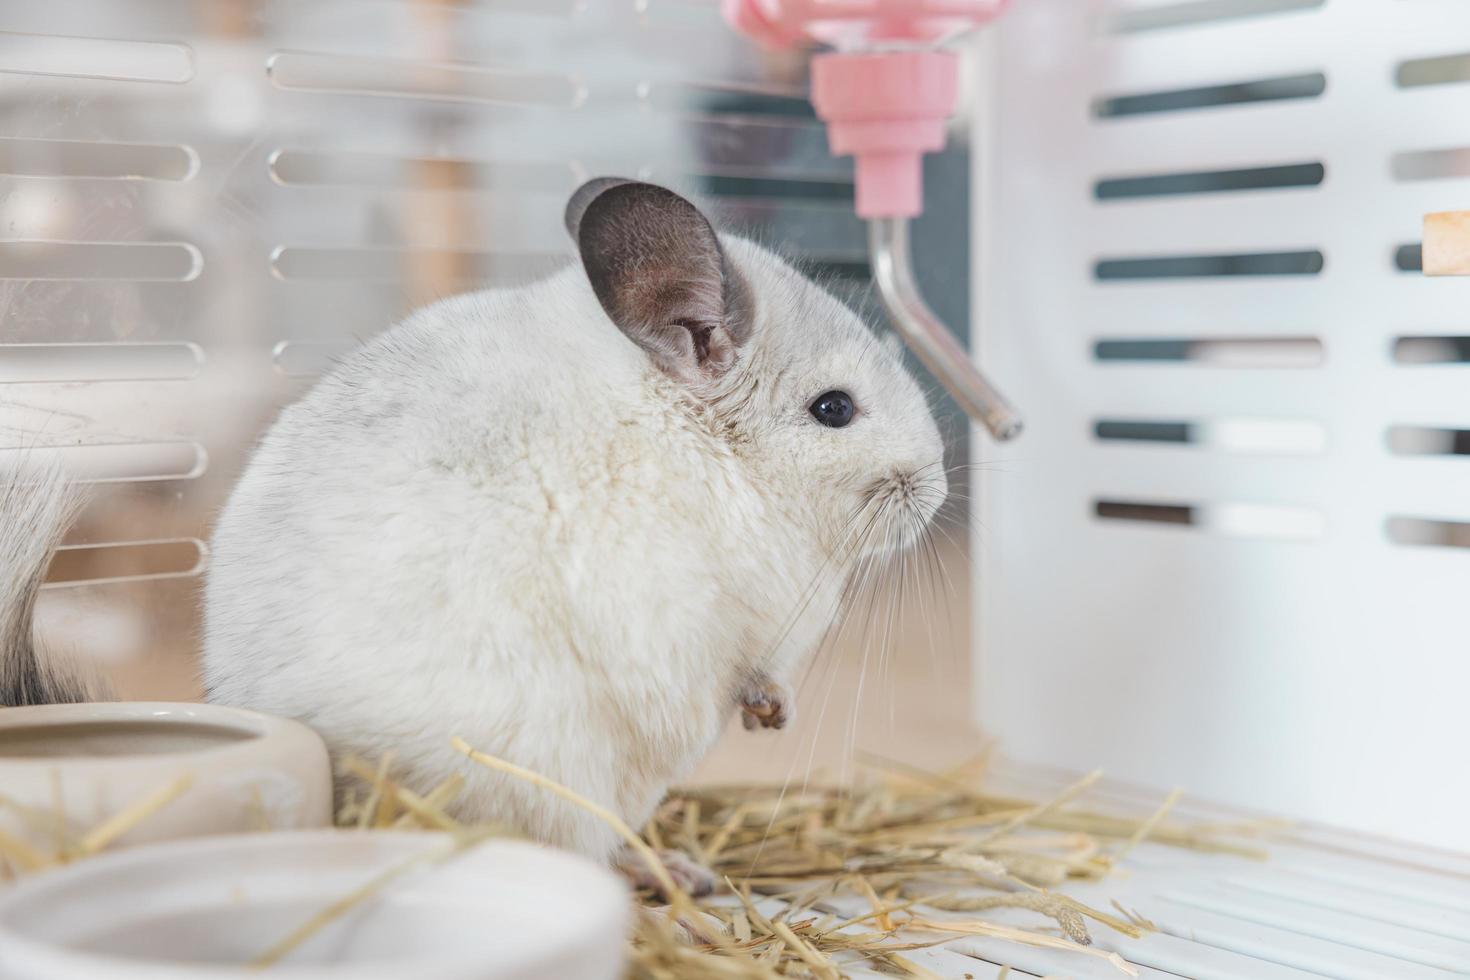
[723,761,1470,979]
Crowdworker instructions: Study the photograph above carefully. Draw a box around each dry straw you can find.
[0,774,195,876]
[0,738,1272,977]
[327,738,1272,978]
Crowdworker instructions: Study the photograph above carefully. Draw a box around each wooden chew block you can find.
[1423,210,1470,275]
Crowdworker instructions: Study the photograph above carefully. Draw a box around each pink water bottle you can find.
[723,0,1008,218]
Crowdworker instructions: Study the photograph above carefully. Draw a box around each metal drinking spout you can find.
[801,47,1022,440]
[720,2,1021,438]
[869,217,1022,441]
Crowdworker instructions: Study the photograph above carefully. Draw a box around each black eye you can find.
[809,390,855,428]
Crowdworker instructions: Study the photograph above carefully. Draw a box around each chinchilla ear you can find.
[565,178,750,385]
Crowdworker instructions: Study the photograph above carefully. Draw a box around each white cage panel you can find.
[979,0,1470,852]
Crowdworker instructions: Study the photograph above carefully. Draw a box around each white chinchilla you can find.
[5,179,947,890]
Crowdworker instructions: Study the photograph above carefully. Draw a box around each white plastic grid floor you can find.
[730,764,1470,979]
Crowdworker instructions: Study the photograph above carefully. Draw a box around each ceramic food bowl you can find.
[0,830,630,980]
[0,701,331,869]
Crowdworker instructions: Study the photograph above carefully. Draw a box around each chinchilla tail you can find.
[1,459,97,706]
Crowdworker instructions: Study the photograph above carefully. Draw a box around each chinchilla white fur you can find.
[198,182,947,866]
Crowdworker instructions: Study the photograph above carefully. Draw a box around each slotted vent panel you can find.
[978,0,1470,853]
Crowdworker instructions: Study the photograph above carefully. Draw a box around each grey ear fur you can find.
[565,178,750,385]
[563,177,635,241]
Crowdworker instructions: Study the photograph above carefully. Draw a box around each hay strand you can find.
[451,735,690,915]
[1114,787,1183,861]
[78,774,193,856]
[908,917,1140,976]
[0,826,49,872]
[251,833,494,969]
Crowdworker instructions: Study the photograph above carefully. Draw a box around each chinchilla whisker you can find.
[910,518,940,676]
[766,499,885,680]
[843,513,899,756]
[788,502,890,694]
[757,509,892,866]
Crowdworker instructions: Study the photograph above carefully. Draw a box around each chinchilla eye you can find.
[809,390,855,428]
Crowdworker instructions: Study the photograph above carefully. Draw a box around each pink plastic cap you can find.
[811,50,958,218]
[721,0,1008,49]
[720,0,809,49]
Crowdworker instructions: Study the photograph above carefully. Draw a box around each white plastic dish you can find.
[0,702,332,866]
[0,830,631,980]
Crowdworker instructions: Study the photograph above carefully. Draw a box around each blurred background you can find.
[1,0,978,782]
